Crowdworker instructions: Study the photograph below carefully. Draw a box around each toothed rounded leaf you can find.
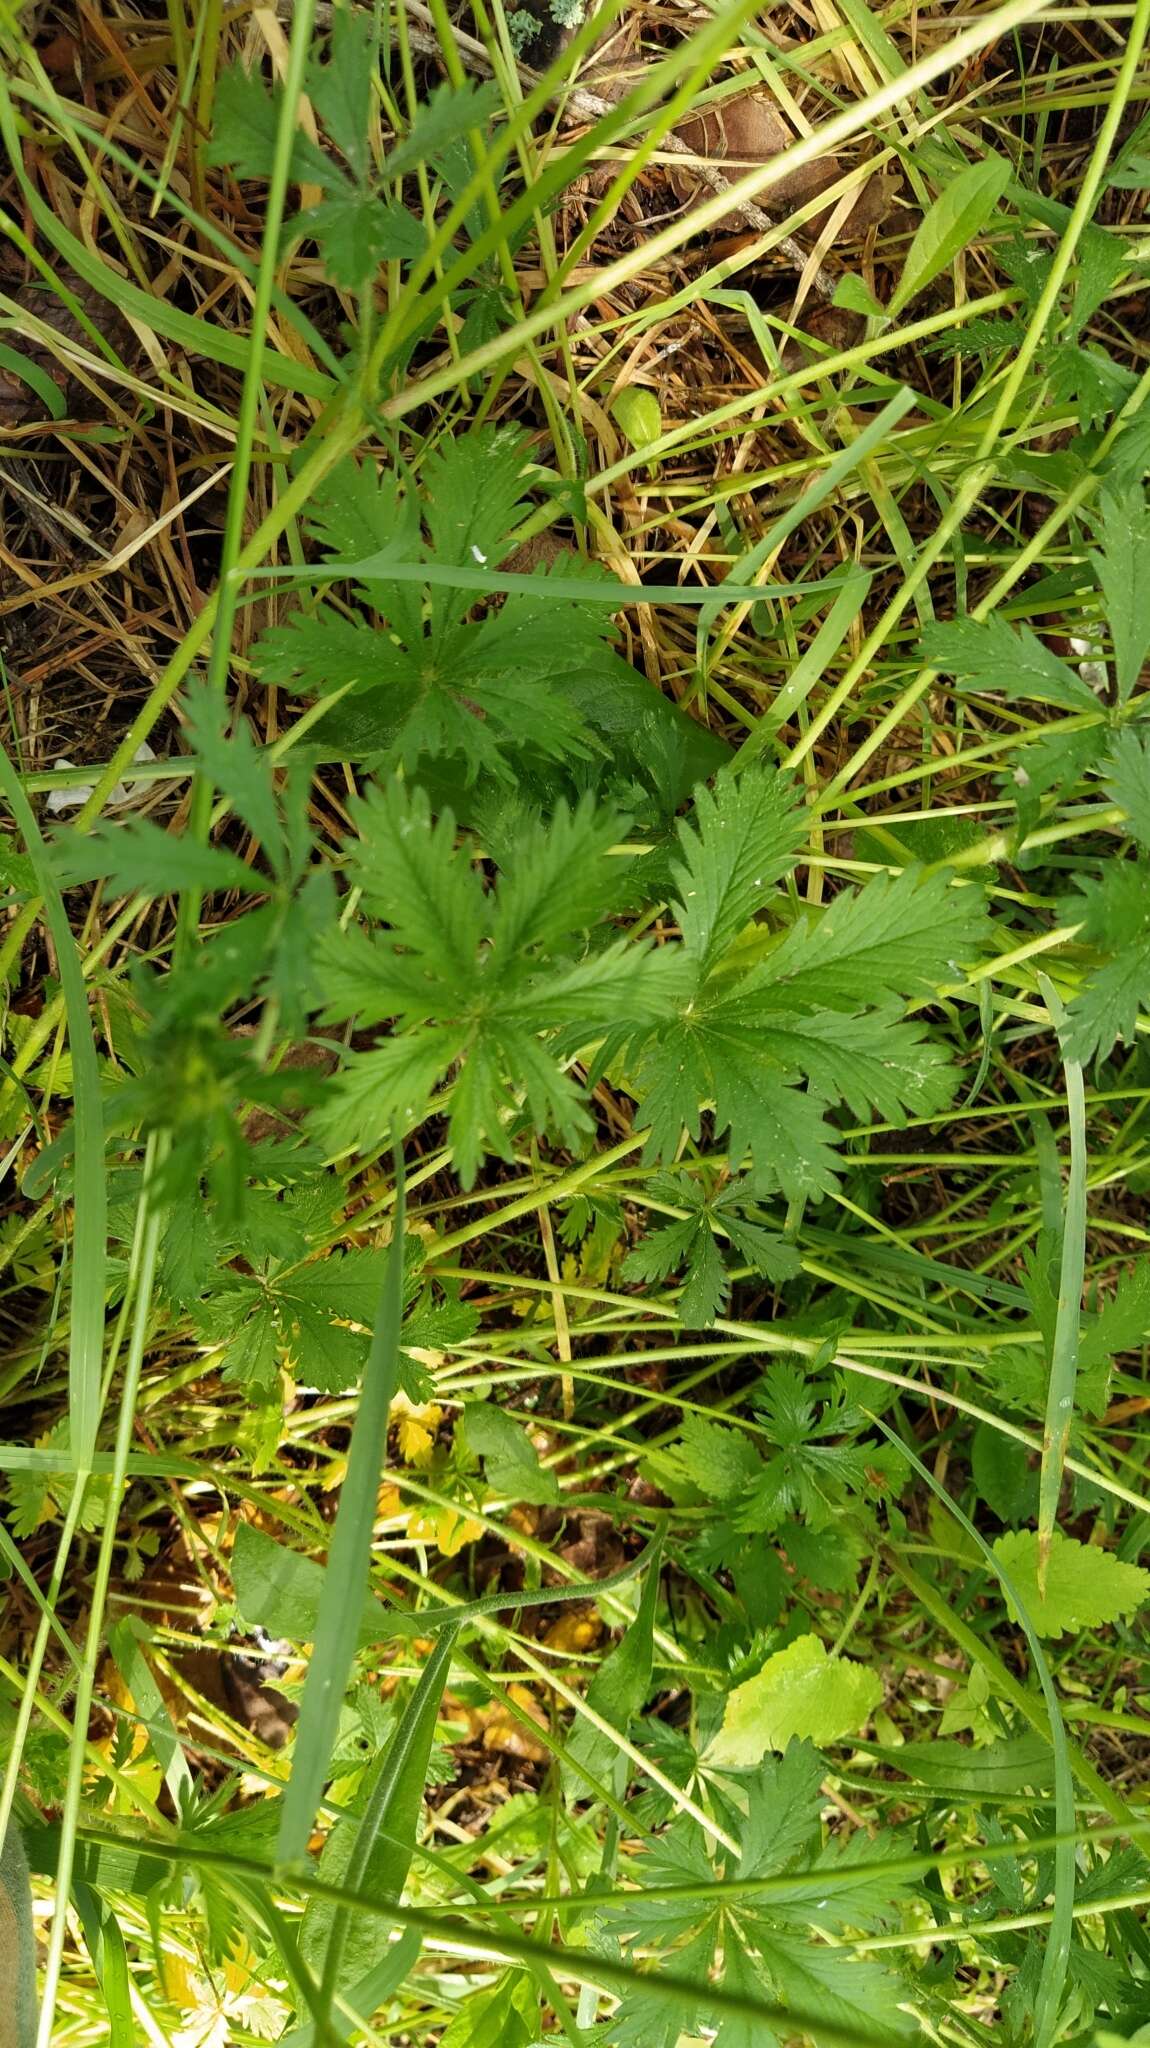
[707,1634,882,1765]
[993,1528,1150,1638]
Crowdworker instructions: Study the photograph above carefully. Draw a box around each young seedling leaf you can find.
[708,1634,882,1764]
[888,154,1011,317]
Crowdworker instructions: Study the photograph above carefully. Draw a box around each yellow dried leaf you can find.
[396,1413,437,1465]
[408,1503,484,1557]
[543,1608,602,1655]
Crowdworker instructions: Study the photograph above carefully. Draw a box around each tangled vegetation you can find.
[2,0,1150,2043]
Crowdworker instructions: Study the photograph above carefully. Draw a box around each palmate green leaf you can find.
[671,765,804,975]
[718,1003,958,1125]
[313,1028,458,1151]
[754,1935,915,2046]
[708,1636,882,1765]
[628,781,983,1192]
[383,78,503,183]
[623,1209,727,1328]
[711,1942,778,2048]
[1103,727,1150,849]
[255,432,679,783]
[747,866,985,1009]
[316,783,677,1183]
[206,63,336,187]
[1061,860,1150,1063]
[993,1530,1150,1638]
[295,189,427,288]
[622,1178,800,1328]
[1091,488,1150,700]
[735,1740,825,1879]
[1008,721,1107,841]
[461,1400,561,1506]
[421,425,532,593]
[307,462,422,596]
[306,7,374,179]
[181,679,286,876]
[256,585,604,781]
[769,1831,915,1936]
[1048,341,1138,431]
[920,613,1096,710]
[51,818,255,896]
[633,1024,840,1201]
[1081,1255,1150,1374]
[341,782,487,987]
[663,1412,764,1502]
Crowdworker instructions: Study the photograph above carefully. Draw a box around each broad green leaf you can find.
[461,1401,560,1505]
[612,386,663,450]
[992,1529,1150,1638]
[232,1523,389,1648]
[708,1635,882,1764]
[870,1734,1054,1796]
[0,340,67,419]
[832,272,884,319]
[278,1930,421,2048]
[889,153,1011,317]
[1,1825,38,2048]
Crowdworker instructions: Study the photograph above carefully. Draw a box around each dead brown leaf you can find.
[670,94,891,243]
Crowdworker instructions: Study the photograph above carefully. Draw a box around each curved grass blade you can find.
[0,339,66,418]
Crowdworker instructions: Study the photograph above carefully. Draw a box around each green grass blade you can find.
[1035,973,1088,1591]
[315,1627,458,2028]
[869,1418,1075,2048]
[0,339,66,417]
[72,1883,134,2048]
[0,743,105,1470]
[0,78,333,399]
[276,1143,408,1868]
